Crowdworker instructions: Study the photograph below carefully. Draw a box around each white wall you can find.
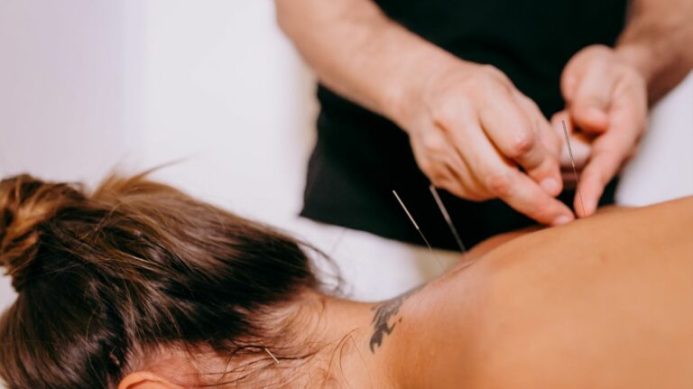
[617,72,693,205]
[0,0,691,323]
[0,0,317,311]
[0,0,137,180]
[135,0,317,224]
[0,0,139,310]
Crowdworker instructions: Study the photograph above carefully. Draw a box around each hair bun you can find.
[0,174,86,292]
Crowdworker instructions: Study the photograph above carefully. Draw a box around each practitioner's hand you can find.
[558,45,648,217]
[398,60,575,226]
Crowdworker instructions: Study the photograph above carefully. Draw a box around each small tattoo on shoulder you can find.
[368,286,422,353]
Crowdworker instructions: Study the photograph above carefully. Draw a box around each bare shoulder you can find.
[464,195,693,388]
[388,196,693,388]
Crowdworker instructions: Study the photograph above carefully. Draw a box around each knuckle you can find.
[414,155,434,175]
[480,64,507,81]
[485,171,513,197]
[418,159,434,175]
[420,133,446,154]
[468,65,510,92]
[428,168,447,184]
[520,95,540,112]
[508,130,536,157]
[420,159,454,184]
[430,100,459,126]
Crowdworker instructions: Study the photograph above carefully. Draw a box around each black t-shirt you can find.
[301,0,627,250]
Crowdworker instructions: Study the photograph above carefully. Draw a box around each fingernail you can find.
[540,178,560,195]
[553,215,573,226]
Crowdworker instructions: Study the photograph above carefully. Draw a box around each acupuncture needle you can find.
[561,120,586,217]
[392,190,444,270]
[429,185,466,253]
[264,348,280,365]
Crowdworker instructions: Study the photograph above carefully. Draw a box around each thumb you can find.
[569,70,611,134]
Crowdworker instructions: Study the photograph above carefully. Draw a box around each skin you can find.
[124,196,693,388]
[275,0,693,224]
[397,196,693,388]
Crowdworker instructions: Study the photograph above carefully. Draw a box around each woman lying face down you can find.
[1,173,692,388]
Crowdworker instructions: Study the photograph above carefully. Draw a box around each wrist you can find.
[614,44,656,86]
[385,51,471,132]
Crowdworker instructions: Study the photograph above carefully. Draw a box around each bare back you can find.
[393,197,693,388]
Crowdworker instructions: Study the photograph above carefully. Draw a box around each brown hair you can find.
[0,173,321,388]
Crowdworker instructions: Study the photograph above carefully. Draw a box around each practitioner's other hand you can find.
[396,59,575,226]
[559,45,648,217]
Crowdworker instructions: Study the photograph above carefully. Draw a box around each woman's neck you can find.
[307,286,465,389]
[297,292,396,388]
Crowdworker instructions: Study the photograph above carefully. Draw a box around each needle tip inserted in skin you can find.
[428,185,466,253]
[265,348,280,365]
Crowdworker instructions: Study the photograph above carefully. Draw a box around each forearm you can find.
[275,0,460,126]
[277,0,575,225]
[616,0,693,102]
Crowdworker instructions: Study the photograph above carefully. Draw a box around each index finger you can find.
[576,109,640,217]
[451,120,575,225]
[493,167,576,226]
